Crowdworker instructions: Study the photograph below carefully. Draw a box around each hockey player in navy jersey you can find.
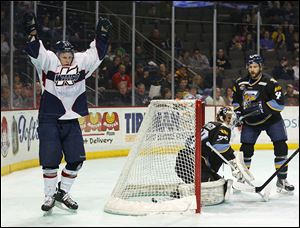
[232,54,294,192]
[23,12,112,212]
[175,106,253,201]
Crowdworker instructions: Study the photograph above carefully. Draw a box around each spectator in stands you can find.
[160,72,172,91]
[243,33,256,53]
[214,87,226,106]
[284,24,296,52]
[212,48,231,88]
[272,56,294,81]
[175,89,186,100]
[144,28,165,64]
[161,87,172,100]
[104,43,116,62]
[1,85,10,109]
[135,82,149,106]
[21,83,33,108]
[272,25,286,50]
[189,48,210,72]
[178,50,192,68]
[112,64,132,90]
[175,65,189,84]
[224,87,234,106]
[106,55,122,88]
[51,15,62,40]
[292,32,299,53]
[176,78,190,95]
[113,81,132,106]
[13,82,26,108]
[1,34,10,64]
[215,48,231,71]
[135,45,147,65]
[260,30,275,51]
[189,74,204,95]
[203,89,214,105]
[186,86,202,100]
[227,34,243,53]
[284,84,299,106]
[122,53,132,75]
[159,63,168,79]
[1,65,9,87]
[292,57,299,89]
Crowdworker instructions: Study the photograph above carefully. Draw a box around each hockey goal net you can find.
[104,99,205,215]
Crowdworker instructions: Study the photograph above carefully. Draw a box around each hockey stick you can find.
[232,109,261,129]
[254,148,299,193]
[205,141,269,201]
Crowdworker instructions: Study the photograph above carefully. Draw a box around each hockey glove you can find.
[23,12,38,39]
[233,111,243,127]
[96,17,112,39]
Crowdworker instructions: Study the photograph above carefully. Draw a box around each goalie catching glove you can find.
[229,151,255,183]
[96,17,112,39]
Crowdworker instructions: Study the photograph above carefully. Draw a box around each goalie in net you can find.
[175,106,253,204]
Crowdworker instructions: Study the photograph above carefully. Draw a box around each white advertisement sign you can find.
[1,106,299,173]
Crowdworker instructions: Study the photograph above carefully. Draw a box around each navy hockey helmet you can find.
[246,54,263,66]
[55,41,74,55]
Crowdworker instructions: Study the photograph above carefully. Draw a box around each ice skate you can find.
[54,182,78,212]
[276,178,294,193]
[41,195,55,215]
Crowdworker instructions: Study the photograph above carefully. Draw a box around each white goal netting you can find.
[104,100,204,215]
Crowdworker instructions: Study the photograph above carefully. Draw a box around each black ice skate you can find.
[54,182,78,211]
[276,178,295,192]
[41,196,55,214]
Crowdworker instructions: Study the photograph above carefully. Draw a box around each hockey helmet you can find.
[216,106,234,127]
[55,41,74,55]
[246,54,263,66]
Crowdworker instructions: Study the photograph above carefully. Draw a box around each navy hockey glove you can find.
[96,17,112,39]
[23,12,38,38]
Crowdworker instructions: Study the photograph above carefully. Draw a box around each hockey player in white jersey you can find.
[23,12,112,213]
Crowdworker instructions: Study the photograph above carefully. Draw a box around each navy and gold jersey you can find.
[232,74,284,126]
[201,121,235,163]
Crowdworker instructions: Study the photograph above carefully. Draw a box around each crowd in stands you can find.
[1,1,299,110]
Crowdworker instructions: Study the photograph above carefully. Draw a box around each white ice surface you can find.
[1,150,299,227]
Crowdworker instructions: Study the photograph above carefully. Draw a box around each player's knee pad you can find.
[65,161,83,171]
[240,143,254,158]
[273,140,288,157]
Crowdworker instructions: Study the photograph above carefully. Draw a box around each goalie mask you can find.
[216,106,235,127]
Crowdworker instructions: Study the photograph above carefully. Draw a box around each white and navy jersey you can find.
[27,40,103,120]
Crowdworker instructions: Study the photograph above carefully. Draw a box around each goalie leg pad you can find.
[232,152,255,182]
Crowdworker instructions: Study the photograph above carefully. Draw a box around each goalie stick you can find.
[205,141,270,201]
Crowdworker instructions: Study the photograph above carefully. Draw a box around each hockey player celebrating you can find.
[23,12,112,213]
[175,106,253,202]
[232,54,294,192]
